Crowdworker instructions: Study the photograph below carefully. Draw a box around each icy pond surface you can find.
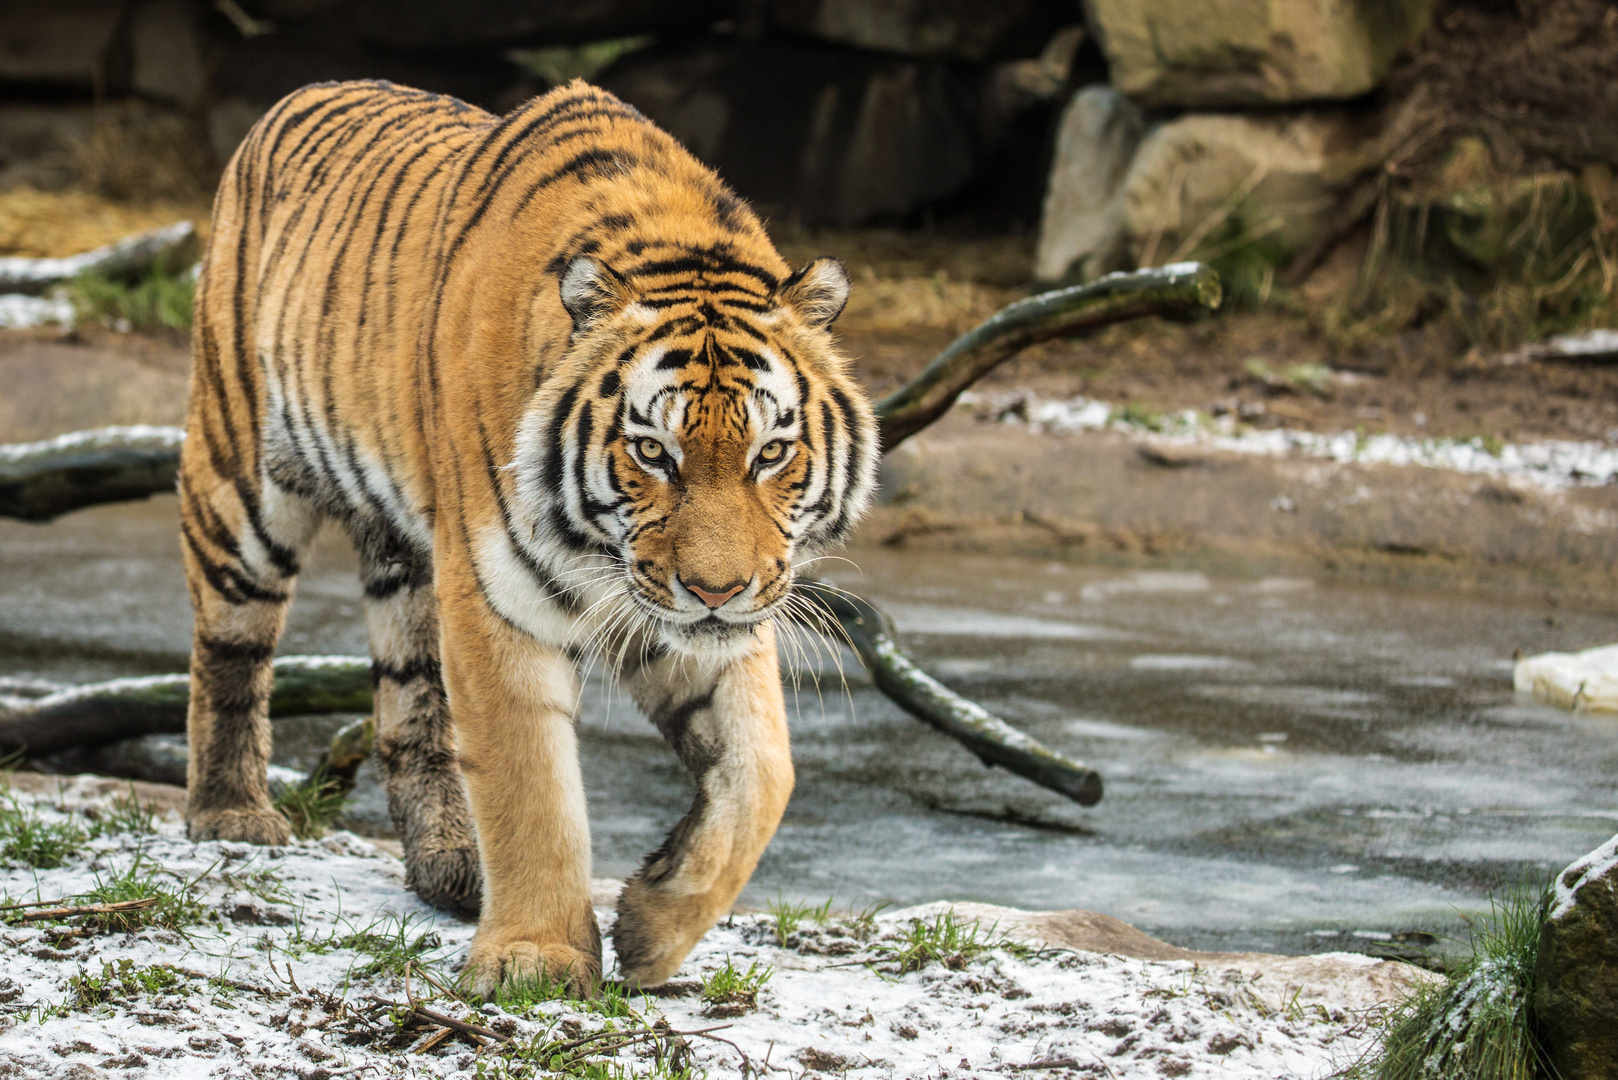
[3,497,1617,957]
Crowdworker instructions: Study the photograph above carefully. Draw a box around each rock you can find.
[891,901,1437,1012]
[129,0,209,108]
[603,39,980,225]
[1082,0,1435,106]
[769,0,1073,61]
[1515,644,1618,713]
[1118,111,1355,269]
[1033,86,1144,282]
[0,1,125,88]
[1536,834,1618,1080]
[347,0,736,51]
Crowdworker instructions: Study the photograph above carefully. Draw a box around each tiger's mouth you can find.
[619,571,790,658]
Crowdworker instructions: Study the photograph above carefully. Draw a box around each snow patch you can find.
[963,390,1618,491]
[1550,833,1618,921]
[0,780,1427,1079]
[0,294,74,330]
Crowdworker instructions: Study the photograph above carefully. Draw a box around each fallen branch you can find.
[366,998,507,1045]
[875,263,1222,452]
[0,222,197,295]
[0,425,185,522]
[794,579,1103,806]
[1011,1060,1083,1071]
[0,656,371,757]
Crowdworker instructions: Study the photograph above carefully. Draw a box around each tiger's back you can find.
[181,79,876,993]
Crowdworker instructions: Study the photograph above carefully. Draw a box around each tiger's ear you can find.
[777,257,850,328]
[560,256,635,333]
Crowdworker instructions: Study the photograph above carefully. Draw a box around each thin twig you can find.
[1011,1059,1081,1071]
[9,897,157,922]
[411,1025,456,1055]
[367,997,506,1044]
[0,896,73,911]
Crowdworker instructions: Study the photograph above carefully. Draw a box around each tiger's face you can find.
[514,254,876,659]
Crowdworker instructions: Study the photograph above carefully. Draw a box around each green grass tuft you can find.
[0,792,88,869]
[272,767,347,840]
[63,261,194,334]
[871,909,1031,974]
[65,959,190,1012]
[78,850,207,933]
[1335,878,1559,1080]
[97,784,160,836]
[699,955,772,1014]
[766,893,832,946]
[317,912,446,981]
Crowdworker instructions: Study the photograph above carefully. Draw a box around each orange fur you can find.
[180,79,876,993]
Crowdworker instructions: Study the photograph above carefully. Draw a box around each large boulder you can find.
[0,0,125,89]
[129,0,209,108]
[602,39,980,226]
[769,0,1073,60]
[1536,834,1618,1080]
[347,0,736,51]
[1082,0,1435,106]
[1117,111,1356,270]
[1033,85,1145,282]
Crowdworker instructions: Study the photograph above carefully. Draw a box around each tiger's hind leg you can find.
[361,542,481,914]
[181,475,321,845]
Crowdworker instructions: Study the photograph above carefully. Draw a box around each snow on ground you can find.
[0,777,1424,1079]
[961,389,1618,491]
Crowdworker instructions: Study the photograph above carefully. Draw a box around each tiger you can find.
[178,78,878,994]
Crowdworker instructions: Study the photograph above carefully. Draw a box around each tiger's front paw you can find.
[405,845,482,916]
[187,807,292,846]
[461,933,600,1000]
[610,882,707,988]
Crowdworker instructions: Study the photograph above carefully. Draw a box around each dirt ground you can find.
[8,224,1618,451]
[775,228,1618,448]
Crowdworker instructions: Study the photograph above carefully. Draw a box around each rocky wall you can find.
[0,0,1084,228]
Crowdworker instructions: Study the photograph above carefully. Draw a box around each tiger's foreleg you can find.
[360,544,481,914]
[437,555,601,997]
[181,474,320,845]
[615,624,794,987]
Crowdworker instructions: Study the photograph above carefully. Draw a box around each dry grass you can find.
[771,226,1028,334]
[0,187,208,259]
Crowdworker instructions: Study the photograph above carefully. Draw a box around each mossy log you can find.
[0,426,186,522]
[875,263,1222,452]
[794,579,1103,806]
[0,656,371,758]
[0,263,1220,522]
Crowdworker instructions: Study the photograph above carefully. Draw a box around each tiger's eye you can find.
[758,440,787,463]
[636,437,665,461]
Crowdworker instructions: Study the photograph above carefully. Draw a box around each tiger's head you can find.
[512,251,877,660]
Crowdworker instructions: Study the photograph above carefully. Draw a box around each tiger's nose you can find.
[681,576,746,609]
